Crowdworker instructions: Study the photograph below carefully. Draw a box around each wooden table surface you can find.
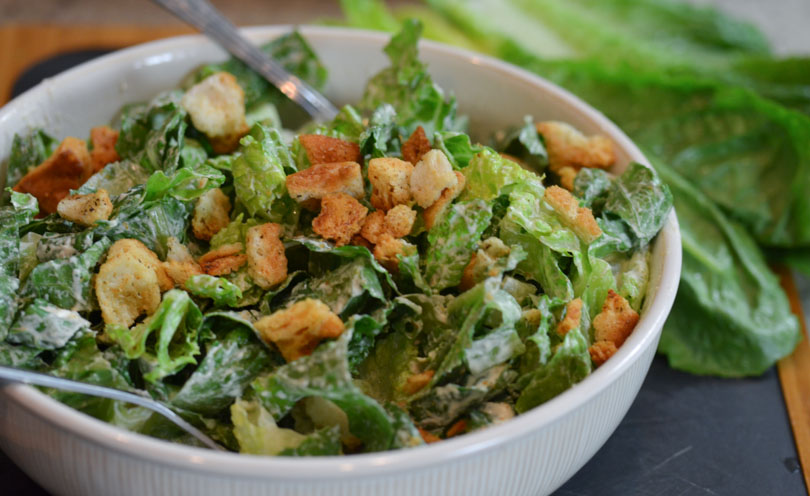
[1,19,808,496]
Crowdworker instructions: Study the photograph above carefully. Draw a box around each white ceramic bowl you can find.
[0,26,681,496]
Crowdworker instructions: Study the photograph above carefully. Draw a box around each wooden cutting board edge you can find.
[2,22,809,491]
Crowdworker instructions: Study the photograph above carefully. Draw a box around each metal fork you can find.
[0,365,226,451]
[152,0,338,122]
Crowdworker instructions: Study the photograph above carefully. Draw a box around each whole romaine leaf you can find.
[232,124,293,219]
[656,160,800,376]
[423,199,492,291]
[252,330,395,452]
[107,289,203,384]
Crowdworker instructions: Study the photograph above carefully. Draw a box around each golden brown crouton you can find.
[384,205,417,238]
[89,126,120,173]
[536,121,615,177]
[446,419,468,438]
[285,161,364,207]
[56,189,113,227]
[350,234,373,250]
[593,290,639,347]
[360,210,388,245]
[192,188,231,241]
[246,223,287,289]
[255,298,345,362]
[106,238,173,292]
[544,185,602,244]
[181,72,249,154]
[410,149,458,208]
[418,428,441,444]
[299,134,361,165]
[402,370,434,395]
[423,171,466,230]
[556,298,583,337]
[13,137,93,215]
[368,157,414,211]
[198,243,247,276]
[312,193,368,246]
[589,340,618,366]
[402,126,431,165]
[162,237,202,288]
[557,166,578,192]
[459,237,511,291]
[96,240,166,327]
[373,235,406,272]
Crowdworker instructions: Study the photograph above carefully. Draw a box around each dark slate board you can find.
[2,51,806,496]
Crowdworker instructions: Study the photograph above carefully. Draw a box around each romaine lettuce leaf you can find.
[172,315,272,416]
[496,115,548,173]
[107,289,203,384]
[185,275,243,307]
[252,330,395,452]
[656,160,800,376]
[142,164,225,202]
[77,160,150,196]
[423,199,492,291]
[0,192,39,338]
[232,124,293,219]
[461,149,539,202]
[3,129,57,202]
[603,162,673,248]
[7,299,90,350]
[115,92,188,173]
[231,399,307,455]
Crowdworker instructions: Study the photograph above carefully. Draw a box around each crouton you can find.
[423,171,466,230]
[544,185,602,244]
[555,298,583,337]
[312,193,368,246]
[105,238,173,292]
[536,121,615,177]
[89,126,120,173]
[480,402,515,424]
[385,205,416,238]
[593,290,639,347]
[299,134,361,165]
[192,188,231,241]
[360,210,387,245]
[373,235,406,271]
[255,298,345,362]
[350,234,373,250]
[410,149,458,208]
[368,157,414,211]
[285,161,364,207]
[246,223,287,289]
[459,237,511,291]
[198,243,246,276]
[13,137,93,215]
[589,340,618,366]
[96,241,163,327]
[418,428,441,444]
[181,72,249,154]
[162,237,202,288]
[446,419,467,438]
[56,189,113,227]
[557,166,578,192]
[402,370,434,395]
[402,126,431,165]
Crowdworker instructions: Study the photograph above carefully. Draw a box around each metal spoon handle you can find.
[0,365,226,452]
[153,0,338,122]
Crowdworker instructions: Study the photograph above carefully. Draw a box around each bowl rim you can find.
[0,24,682,479]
